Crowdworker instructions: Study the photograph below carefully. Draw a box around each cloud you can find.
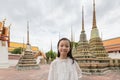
[0,0,120,52]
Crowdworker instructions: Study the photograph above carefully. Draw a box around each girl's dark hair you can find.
[57,37,75,64]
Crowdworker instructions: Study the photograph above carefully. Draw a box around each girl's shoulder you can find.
[50,58,59,65]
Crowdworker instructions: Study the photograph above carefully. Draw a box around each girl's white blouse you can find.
[48,58,82,80]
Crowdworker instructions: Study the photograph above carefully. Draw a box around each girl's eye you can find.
[59,44,69,48]
[65,46,69,48]
[60,45,63,47]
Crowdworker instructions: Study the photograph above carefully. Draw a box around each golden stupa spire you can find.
[92,0,97,29]
[27,21,29,45]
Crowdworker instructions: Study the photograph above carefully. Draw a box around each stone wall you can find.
[8,54,20,60]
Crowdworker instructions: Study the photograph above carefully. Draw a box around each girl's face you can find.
[58,40,70,57]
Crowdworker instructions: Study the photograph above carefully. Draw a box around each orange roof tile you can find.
[0,22,2,28]
[103,37,120,46]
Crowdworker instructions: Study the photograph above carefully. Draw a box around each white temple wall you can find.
[0,41,9,68]
[108,52,120,59]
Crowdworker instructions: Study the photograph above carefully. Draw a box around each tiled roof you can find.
[9,42,39,51]
[103,37,120,46]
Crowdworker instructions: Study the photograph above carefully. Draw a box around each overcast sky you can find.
[0,0,120,53]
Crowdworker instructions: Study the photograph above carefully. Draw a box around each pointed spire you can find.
[26,21,31,51]
[59,32,60,40]
[90,0,100,39]
[23,37,25,51]
[92,0,97,29]
[2,19,6,35]
[82,5,85,32]
[73,32,75,42]
[71,26,73,42]
[27,21,29,45]
[50,40,53,51]
[8,24,11,30]
[8,24,11,47]
[3,18,6,27]
[101,31,103,40]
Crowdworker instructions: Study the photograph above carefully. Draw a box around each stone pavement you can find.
[0,64,120,80]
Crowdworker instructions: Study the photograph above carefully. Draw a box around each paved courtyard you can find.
[0,64,120,80]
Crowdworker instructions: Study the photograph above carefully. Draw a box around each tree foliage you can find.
[11,47,23,54]
[46,50,57,63]
[71,42,78,48]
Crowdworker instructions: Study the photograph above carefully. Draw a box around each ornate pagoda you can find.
[89,0,108,58]
[16,22,40,70]
[74,6,92,58]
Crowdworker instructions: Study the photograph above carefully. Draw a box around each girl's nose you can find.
[63,46,67,49]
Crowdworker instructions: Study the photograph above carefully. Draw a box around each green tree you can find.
[11,47,23,54]
[71,42,78,48]
[46,50,57,63]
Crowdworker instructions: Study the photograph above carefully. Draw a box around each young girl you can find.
[48,38,82,80]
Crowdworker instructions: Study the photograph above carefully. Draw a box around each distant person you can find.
[48,37,82,80]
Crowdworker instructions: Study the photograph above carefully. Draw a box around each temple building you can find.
[0,19,10,46]
[0,19,10,68]
[103,37,120,59]
[9,42,39,53]
[103,37,120,53]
